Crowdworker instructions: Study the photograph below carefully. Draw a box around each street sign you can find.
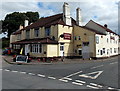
[16,55,28,63]
[64,33,71,40]
[79,71,103,79]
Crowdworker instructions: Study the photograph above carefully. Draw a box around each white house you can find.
[85,20,120,58]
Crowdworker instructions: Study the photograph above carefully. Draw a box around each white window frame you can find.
[31,44,42,53]
[34,28,39,37]
[96,36,99,44]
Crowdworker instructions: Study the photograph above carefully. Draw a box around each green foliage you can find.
[2,37,10,48]
[2,12,39,38]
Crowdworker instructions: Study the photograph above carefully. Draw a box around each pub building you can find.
[10,3,120,60]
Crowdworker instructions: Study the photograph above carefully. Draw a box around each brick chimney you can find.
[24,20,29,27]
[76,7,82,26]
[63,2,71,26]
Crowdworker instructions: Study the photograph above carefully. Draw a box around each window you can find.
[17,34,21,40]
[74,36,77,40]
[13,45,20,49]
[97,50,99,55]
[31,44,42,53]
[60,46,64,51]
[26,30,30,39]
[107,38,109,43]
[78,49,82,55]
[114,48,116,53]
[96,36,99,44]
[45,27,50,36]
[107,49,109,55]
[34,28,39,37]
[110,48,112,53]
[103,48,105,54]
[78,36,81,40]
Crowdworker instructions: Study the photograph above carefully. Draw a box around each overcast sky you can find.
[1,0,119,38]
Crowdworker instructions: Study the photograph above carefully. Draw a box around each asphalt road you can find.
[2,55,119,90]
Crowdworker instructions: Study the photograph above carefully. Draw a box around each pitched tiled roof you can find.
[11,37,58,44]
[88,20,118,35]
[82,26,106,35]
[13,13,77,35]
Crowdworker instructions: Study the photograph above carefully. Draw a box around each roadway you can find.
[2,55,119,90]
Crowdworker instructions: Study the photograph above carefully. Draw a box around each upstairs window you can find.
[34,28,39,37]
[78,36,81,40]
[96,36,99,44]
[45,27,50,36]
[74,36,77,40]
[17,34,21,40]
[26,30,30,39]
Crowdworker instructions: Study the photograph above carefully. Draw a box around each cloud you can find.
[1,0,119,34]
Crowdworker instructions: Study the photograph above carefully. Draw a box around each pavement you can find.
[2,55,118,65]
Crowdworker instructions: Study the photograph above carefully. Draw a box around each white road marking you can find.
[59,79,68,82]
[19,72,26,74]
[75,80,86,84]
[48,76,56,80]
[72,82,83,86]
[91,65,103,69]
[62,77,72,80]
[28,73,35,75]
[97,85,103,88]
[86,85,99,89]
[108,87,115,90]
[4,69,10,71]
[65,71,83,78]
[90,83,103,88]
[11,70,18,73]
[0,69,2,70]
[110,62,118,65]
[79,71,103,79]
[37,74,45,77]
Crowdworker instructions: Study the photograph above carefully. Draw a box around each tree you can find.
[2,12,39,38]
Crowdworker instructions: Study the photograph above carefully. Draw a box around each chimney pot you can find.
[24,20,29,27]
[104,24,107,28]
[76,7,82,26]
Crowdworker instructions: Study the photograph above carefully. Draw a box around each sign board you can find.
[64,33,71,40]
[16,55,28,63]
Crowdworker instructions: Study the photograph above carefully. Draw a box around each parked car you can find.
[2,48,11,55]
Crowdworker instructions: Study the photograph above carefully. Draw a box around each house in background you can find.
[85,20,120,58]
[10,2,120,60]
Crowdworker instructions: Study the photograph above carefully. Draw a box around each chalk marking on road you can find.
[0,69,2,70]
[59,79,68,82]
[4,69,10,71]
[75,80,86,84]
[79,71,103,79]
[91,65,103,69]
[62,77,72,80]
[86,85,99,89]
[37,74,45,77]
[109,62,118,65]
[72,82,83,86]
[19,72,26,74]
[11,70,18,73]
[48,76,56,80]
[64,71,83,78]
[28,73,35,75]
